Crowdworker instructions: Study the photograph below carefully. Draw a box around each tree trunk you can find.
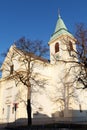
[27,99,32,126]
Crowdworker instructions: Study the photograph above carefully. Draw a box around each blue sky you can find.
[0,0,87,55]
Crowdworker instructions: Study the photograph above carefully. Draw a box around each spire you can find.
[54,14,68,33]
[49,12,73,41]
[58,8,61,18]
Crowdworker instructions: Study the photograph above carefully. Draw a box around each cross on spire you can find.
[58,9,61,18]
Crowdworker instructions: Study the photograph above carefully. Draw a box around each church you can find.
[0,13,87,125]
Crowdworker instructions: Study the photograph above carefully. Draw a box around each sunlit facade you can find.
[0,14,87,124]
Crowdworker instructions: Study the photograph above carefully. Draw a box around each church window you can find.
[69,41,73,51]
[55,42,59,53]
[10,65,14,75]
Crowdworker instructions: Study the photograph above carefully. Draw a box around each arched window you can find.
[55,42,59,53]
[69,41,73,51]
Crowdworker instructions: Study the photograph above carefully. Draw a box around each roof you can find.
[13,46,49,63]
[49,14,74,42]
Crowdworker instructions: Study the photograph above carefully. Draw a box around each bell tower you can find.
[48,14,76,63]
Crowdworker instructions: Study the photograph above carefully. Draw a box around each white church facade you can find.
[0,14,87,124]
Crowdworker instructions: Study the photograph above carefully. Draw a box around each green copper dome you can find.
[49,15,73,41]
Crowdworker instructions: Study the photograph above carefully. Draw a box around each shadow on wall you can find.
[11,109,87,124]
[5,112,52,127]
[33,112,53,125]
[52,109,87,122]
[2,109,87,128]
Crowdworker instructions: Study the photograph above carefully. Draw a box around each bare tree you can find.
[75,23,87,89]
[1,37,49,126]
